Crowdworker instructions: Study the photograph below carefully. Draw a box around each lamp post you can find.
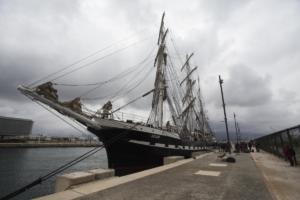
[234,113,239,144]
[219,75,231,153]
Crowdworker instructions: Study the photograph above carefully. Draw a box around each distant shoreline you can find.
[0,142,101,148]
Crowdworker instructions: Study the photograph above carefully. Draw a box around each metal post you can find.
[234,113,239,144]
[237,122,241,142]
[279,134,284,157]
[287,129,294,148]
[219,75,231,153]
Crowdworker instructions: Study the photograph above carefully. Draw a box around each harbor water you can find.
[0,147,108,200]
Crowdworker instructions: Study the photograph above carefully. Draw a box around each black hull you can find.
[88,127,206,176]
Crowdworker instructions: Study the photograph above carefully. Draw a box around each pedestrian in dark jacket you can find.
[248,141,253,152]
[287,146,295,166]
[283,144,289,161]
[255,143,260,152]
[290,147,297,166]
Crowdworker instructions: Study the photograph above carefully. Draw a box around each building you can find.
[0,116,33,136]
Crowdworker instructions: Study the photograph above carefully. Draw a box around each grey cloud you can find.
[199,0,251,23]
[1,0,300,138]
[224,64,272,107]
[204,64,272,110]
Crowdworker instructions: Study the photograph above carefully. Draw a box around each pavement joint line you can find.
[70,189,85,195]
[34,152,213,200]
[194,170,221,176]
[251,153,281,200]
[209,163,227,167]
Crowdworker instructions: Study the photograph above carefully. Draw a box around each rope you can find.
[112,89,154,114]
[33,101,89,136]
[49,37,153,82]
[78,46,156,99]
[169,30,184,66]
[27,29,149,87]
[54,45,157,87]
[83,58,153,101]
[111,63,155,102]
[109,63,150,100]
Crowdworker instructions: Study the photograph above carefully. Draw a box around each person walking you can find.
[283,144,289,161]
[255,143,260,152]
[290,146,297,166]
[248,141,253,152]
[287,146,295,166]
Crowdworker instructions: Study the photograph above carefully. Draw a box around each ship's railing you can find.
[112,111,148,124]
[91,110,180,134]
[254,124,300,161]
[112,112,180,133]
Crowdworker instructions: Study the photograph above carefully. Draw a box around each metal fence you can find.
[254,124,300,159]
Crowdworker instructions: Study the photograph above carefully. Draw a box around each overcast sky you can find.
[1,0,300,140]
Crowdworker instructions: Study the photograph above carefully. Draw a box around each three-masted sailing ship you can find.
[18,13,214,176]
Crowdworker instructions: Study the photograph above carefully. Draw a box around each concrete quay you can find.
[34,151,300,200]
[0,142,101,148]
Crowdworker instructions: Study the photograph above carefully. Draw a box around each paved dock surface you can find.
[35,151,300,200]
[78,153,272,200]
[252,152,300,200]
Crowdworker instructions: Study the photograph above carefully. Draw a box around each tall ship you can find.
[18,13,214,176]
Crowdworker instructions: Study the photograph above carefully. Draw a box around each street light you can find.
[218,75,231,153]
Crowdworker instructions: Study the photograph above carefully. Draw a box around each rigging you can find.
[79,46,156,99]
[28,30,150,87]
[49,37,153,82]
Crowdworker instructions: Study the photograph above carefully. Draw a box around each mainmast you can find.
[197,76,213,140]
[148,12,168,128]
[197,77,205,134]
[180,53,197,137]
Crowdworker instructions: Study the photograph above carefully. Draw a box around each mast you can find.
[180,54,197,137]
[197,77,213,140]
[197,77,205,135]
[148,12,168,128]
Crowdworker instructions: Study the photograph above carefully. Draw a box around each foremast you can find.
[147,13,214,142]
[147,13,168,128]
